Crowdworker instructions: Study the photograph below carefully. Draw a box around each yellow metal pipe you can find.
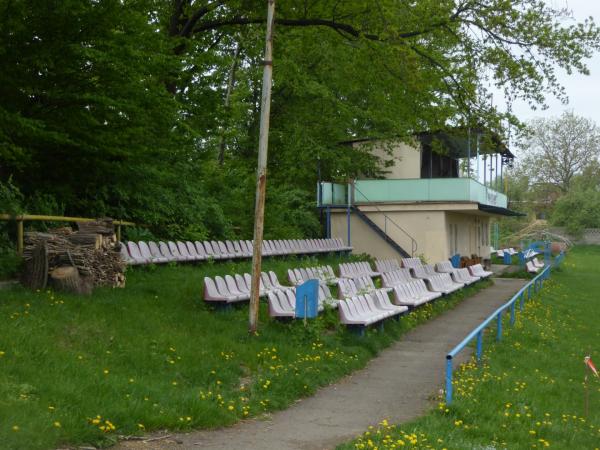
[0,214,134,226]
[17,219,23,255]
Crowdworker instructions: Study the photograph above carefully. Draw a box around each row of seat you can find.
[337,276,392,299]
[287,265,339,286]
[336,257,497,330]
[203,270,338,307]
[204,271,286,302]
[201,258,496,332]
[339,261,381,278]
[526,257,545,273]
[374,259,401,274]
[496,248,518,257]
[121,238,352,265]
[338,291,408,328]
[267,288,339,318]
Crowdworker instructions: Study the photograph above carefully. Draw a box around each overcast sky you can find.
[500,0,600,125]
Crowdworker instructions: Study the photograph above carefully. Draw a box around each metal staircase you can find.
[351,206,414,257]
[350,183,418,257]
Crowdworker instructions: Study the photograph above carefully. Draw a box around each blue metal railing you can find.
[444,251,565,404]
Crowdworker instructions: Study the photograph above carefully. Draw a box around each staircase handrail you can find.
[352,183,418,256]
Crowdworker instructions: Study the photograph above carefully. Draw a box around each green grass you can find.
[338,246,600,450]
[495,267,535,279]
[0,254,491,449]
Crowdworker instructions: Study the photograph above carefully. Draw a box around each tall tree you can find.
[2,1,600,241]
[520,111,600,193]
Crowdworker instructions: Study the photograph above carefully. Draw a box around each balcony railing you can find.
[318,178,508,209]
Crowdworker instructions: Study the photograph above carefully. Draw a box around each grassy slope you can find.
[338,246,600,450]
[0,254,490,450]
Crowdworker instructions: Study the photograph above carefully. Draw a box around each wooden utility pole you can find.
[249,0,275,334]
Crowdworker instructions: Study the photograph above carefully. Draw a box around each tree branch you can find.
[192,16,461,41]
[180,0,227,38]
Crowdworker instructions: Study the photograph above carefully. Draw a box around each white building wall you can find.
[330,208,492,263]
[355,140,422,179]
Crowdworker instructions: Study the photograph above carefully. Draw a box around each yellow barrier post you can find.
[17,217,24,255]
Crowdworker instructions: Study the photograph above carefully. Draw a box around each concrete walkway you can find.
[116,278,527,450]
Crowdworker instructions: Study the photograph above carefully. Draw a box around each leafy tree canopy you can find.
[1,0,599,240]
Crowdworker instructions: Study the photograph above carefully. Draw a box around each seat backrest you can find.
[120,244,133,262]
[319,284,333,301]
[168,241,181,256]
[287,268,297,285]
[338,300,353,322]
[267,291,287,315]
[203,277,221,299]
[412,265,428,278]
[244,273,264,290]
[217,241,229,255]
[338,278,358,298]
[370,290,388,310]
[235,274,249,293]
[238,240,249,254]
[177,241,191,257]
[192,241,206,258]
[159,242,174,258]
[225,241,236,254]
[147,241,162,258]
[356,275,375,292]
[127,242,144,260]
[261,272,274,290]
[394,284,410,301]
[209,241,221,256]
[184,241,198,257]
[225,275,242,295]
[271,271,284,288]
[215,276,231,296]
[353,295,370,316]
[424,264,436,275]
[138,242,153,259]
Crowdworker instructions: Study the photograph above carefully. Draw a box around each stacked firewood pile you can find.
[21,218,126,294]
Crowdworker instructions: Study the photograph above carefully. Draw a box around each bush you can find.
[551,189,600,235]
[0,248,21,280]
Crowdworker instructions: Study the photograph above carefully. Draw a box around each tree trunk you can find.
[21,242,48,290]
[218,42,242,165]
[50,266,92,295]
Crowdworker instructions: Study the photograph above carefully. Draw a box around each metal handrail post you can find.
[519,292,524,311]
[510,302,516,326]
[445,357,453,404]
[476,330,483,361]
[496,311,502,341]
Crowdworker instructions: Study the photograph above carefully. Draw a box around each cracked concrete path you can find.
[114,278,527,450]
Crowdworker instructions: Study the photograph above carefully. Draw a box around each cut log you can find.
[21,218,126,293]
[77,219,114,235]
[48,226,73,235]
[21,242,48,290]
[65,233,102,249]
[50,266,92,295]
